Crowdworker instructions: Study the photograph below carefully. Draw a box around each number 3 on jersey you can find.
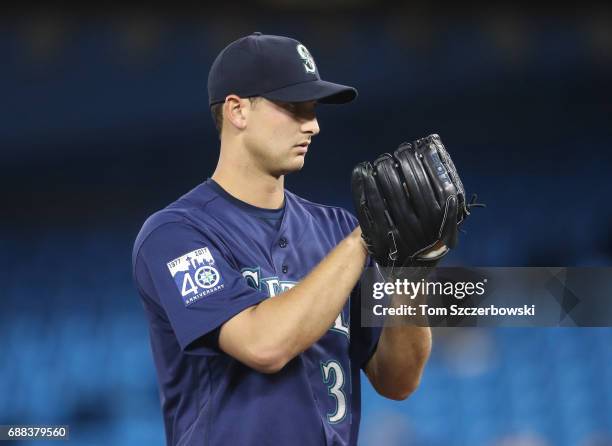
[321,360,347,424]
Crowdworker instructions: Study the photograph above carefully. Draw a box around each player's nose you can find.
[302,117,320,136]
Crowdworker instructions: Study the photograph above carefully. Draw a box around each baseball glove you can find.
[351,134,481,268]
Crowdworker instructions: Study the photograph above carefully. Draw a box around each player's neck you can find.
[211,158,285,210]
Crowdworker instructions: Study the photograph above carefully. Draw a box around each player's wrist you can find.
[348,226,368,257]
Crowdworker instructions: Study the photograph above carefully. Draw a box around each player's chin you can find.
[277,158,305,176]
[290,156,306,171]
[289,152,307,166]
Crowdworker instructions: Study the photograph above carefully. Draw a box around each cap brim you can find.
[262,80,357,104]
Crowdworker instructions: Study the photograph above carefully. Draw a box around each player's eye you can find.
[276,101,316,119]
[282,102,298,113]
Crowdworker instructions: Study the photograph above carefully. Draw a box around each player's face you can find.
[243,98,320,177]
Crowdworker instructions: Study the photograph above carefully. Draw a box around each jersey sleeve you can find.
[134,221,269,354]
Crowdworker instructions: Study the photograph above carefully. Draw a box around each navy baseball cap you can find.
[207,32,357,106]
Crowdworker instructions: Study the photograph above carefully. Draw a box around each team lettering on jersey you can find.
[241,267,349,337]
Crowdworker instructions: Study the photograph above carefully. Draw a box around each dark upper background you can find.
[3,4,612,266]
[1,3,612,446]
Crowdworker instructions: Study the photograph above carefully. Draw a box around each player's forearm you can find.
[366,289,432,400]
[367,325,431,400]
[255,228,366,361]
[222,228,367,372]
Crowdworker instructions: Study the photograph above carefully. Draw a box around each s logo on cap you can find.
[296,44,316,74]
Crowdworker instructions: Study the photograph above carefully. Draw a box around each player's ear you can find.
[224,95,248,130]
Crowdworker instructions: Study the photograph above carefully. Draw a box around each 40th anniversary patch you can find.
[167,247,225,306]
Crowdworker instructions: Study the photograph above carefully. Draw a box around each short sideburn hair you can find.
[211,97,259,138]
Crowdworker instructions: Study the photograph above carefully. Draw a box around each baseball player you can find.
[132,32,431,446]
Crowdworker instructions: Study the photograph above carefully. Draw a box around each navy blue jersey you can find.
[132,179,381,446]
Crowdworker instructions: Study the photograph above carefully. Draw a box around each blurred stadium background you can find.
[2,3,612,445]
